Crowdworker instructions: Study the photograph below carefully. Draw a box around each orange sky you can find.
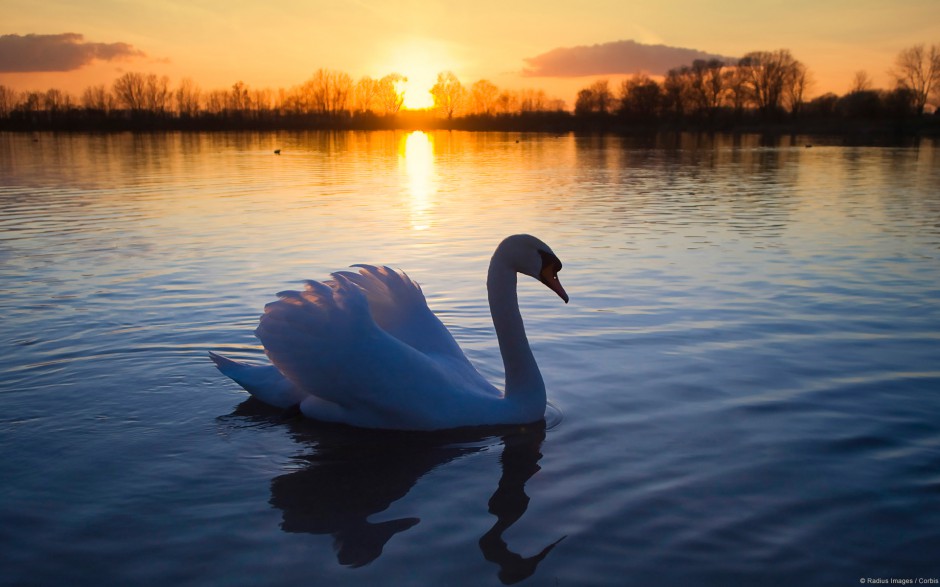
[2,0,939,107]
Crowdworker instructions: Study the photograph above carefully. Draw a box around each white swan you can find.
[210,234,568,431]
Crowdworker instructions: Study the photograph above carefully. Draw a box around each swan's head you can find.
[497,234,569,304]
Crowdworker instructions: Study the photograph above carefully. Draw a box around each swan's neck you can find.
[487,258,545,403]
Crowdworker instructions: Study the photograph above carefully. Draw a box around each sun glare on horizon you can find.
[401,75,435,110]
[380,39,455,110]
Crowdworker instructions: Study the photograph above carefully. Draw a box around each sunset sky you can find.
[2,0,939,107]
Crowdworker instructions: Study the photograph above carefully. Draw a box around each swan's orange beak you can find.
[539,265,569,304]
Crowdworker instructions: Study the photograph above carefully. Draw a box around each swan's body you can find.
[210,234,568,431]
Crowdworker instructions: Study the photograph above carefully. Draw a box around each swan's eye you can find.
[537,249,562,283]
[537,249,562,273]
[536,249,569,303]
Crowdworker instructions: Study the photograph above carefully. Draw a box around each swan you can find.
[210,234,568,431]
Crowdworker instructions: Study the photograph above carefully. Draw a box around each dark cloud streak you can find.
[0,33,145,73]
[523,39,738,77]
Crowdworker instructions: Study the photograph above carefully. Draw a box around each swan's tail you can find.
[208,351,307,408]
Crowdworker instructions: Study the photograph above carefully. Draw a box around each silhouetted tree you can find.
[228,81,250,113]
[662,68,691,118]
[518,88,552,112]
[891,43,940,115]
[376,73,406,115]
[689,59,726,117]
[20,91,42,114]
[836,90,886,119]
[430,71,466,119]
[354,76,379,113]
[0,85,16,117]
[81,85,114,113]
[618,73,662,120]
[175,78,201,117]
[574,79,613,115]
[785,62,812,116]
[806,92,838,118]
[144,74,171,114]
[299,69,353,116]
[204,89,227,115]
[470,79,499,115]
[43,89,68,112]
[250,87,273,116]
[494,90,518,115]
[883,87,919,118]
[722,66,749,117]
[113,72,147,112]
[851,70,873,93]
[737,49,805,117]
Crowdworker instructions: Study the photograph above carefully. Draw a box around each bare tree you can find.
[81,85,114,112]
[662,68,692,118]
[689,59,726,116]
[737,49,805,116]
[518,88,550,112]
[204,89,227,115]
[785,62,812,116]
[494,90,518,115]
[300,69,353,115]
[21,92,42,113]
[891,43,940,115]
[175,78,201,117]
[722,66,749,116]
[354,76,379,113]
[250,88,273,115]
[850,70,873,93]
[470,79,499,115]
[113,72,147,112]
[281,85,305,114]
[144,74,171,114]
[228,81,251,113]
[376,73,405,114]
[430,71,466,119]
[43,89,67,112]
[0,85,16,117]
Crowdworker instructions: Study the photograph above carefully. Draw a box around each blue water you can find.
[1,131,939,586]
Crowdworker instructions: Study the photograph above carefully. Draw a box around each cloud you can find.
[523,39,738,77]
[0,33,146,73]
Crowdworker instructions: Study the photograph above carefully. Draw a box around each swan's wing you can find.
[255,273,485,427]
[333,264,469,363]
[255,273,501,430]
[208,351,307,408]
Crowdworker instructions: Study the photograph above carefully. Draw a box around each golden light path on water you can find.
[400,131,436,231]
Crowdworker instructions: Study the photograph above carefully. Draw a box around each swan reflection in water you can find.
[230,400,563,583]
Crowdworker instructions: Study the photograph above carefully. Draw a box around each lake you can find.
[1,130,939,586]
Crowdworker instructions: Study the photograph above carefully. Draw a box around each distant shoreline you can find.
[2,110,939,141]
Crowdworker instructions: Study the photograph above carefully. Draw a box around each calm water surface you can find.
[1,131,939,586]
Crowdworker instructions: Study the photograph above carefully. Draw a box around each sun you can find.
[377,38,455,110]
[401,72,437,110]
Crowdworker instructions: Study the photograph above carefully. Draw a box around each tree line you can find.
[0,68,566,131]
[575,45,939,128]
[0,43,938,133]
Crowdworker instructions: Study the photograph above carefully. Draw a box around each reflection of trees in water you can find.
[568,135,806,246]
[230,399,562,583]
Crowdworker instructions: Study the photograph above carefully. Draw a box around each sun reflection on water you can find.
[400,131,436,231]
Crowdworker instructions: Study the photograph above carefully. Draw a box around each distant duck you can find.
[210,234,569,431]
[274,149,281,155]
